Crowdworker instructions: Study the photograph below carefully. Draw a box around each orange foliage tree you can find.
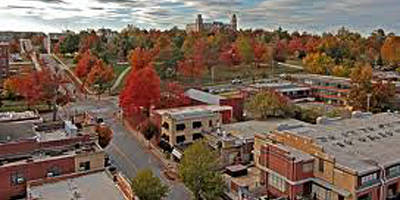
[128,47,155,72]
[157,82,190,109]
[96,125,113,148]
[86,60,115,99]
[381,36,400,67]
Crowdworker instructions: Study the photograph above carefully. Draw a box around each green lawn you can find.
[113,64,129,78]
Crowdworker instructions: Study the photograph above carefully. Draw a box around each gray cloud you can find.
[0,0,399,34]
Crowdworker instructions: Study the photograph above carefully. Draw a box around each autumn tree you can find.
[138,120,159,141]
[273,39,288,62]
[348,65,395,112]
[178,39,206,78]
[381,36,400,68]
[3,77,20,99]
[96,125,113,148]
[131,169,169,200]
[179,141,225,200]
[246,90,293,119]
[158,82,190,109]
[86,60,115,99]
[235,35,254,64]
[252,41,271,68]
[288,37,306,58]
[219,44,242,66]
[75,50,98,79]
[129,47,154,72]
[119,66,161,117]
[303,52,335,75]
[59,34,80,54]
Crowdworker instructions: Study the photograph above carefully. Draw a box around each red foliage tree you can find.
[119,66,161,117]
[157,82,190,109]
[129,47,155,72]
[79,32,99,53]
[252,42,269,68]
[178,39,206,77]
[219,44,242,66]
[75,50,98,79]
[288,37,305,55]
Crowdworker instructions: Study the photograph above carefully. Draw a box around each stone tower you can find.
[231,14,237,31]
[195,14,203,32]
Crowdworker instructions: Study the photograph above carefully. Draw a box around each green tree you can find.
[179,141,225,200]
[131,169,169,200]
[246,90,293,119]
[59,34,80,54]
[235,35,254,64]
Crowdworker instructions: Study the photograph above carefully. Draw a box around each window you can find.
[162,122,169,130]
[268,173,286,192]
[11,172,25,185]
[388,165,400,178]
[303,162,313,173]
[176,135,186,144]
[176,124,186,131]
[47,166,61,177]
[312,184,331,200]
[79,161,91,171]
[357,193,371,200]
[318,158,324,172]
[209,120,213,127]
[361,173,378,185]
[192,121,202,129]
[193,133,202,141]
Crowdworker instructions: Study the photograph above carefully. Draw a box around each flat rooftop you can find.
[250,81,311,93]
[28,171,125,200]
[221,118,307,140]
[168,110,217,121]
[154,105,232,116]
[279,112,400,174]
[185,89,225,105]
[0,142,101,168]
[289,73,351,84]
[0,121,37,143]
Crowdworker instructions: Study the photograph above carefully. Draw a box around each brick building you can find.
[0,42,9,91]
[254,112,400,200]
[0,120,104,199]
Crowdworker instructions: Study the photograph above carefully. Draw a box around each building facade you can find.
[0,133,104,199]
[0,42,9,91]
[254,112,400,200]
[160,109,220,147]
[186,14,237,33]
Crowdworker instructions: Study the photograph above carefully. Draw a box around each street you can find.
[64,98,191,200]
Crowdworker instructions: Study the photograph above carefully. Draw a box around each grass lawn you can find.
[113,64,129,78]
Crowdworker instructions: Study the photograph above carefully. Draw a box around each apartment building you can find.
[288,74,351,105]
[160,109,220,147]
[254,112,400,200]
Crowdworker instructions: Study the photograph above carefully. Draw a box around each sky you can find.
[0,0,399,35]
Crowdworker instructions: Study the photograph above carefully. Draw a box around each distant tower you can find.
[195,14,203,32]
[231,14,237,31]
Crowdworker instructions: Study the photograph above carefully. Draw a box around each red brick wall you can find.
[0,135,91,157]
[221,97,244,121]
[0,156,75,199]
[356,186,380,200]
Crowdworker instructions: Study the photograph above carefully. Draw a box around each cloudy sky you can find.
[0,0,399,35]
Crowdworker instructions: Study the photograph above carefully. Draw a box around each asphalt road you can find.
[64,98,191,200]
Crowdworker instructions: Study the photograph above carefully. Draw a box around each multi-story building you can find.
[288,74,351,106]
[0,119,104,199]
[186,14,237,33]
[160,109,220,147]
[0,42,9,91]
[254,112,400,200]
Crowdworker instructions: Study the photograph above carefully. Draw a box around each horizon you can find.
[0,0,400,35]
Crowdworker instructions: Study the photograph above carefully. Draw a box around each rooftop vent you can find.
[386,131,394,136]
[378,132,387,138]
[316,136,328,142]
[344,140,353,145]
[358,137,367,142]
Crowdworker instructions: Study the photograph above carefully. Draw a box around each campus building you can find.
[254,112,400,200]
[186,14,237,33]
[288,74,351,106]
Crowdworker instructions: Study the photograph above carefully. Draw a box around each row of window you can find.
[176,133,203,144]
[268,173,286,192]
[174,120,215,131]
[360,165,400,187]
[9,161,92,186]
